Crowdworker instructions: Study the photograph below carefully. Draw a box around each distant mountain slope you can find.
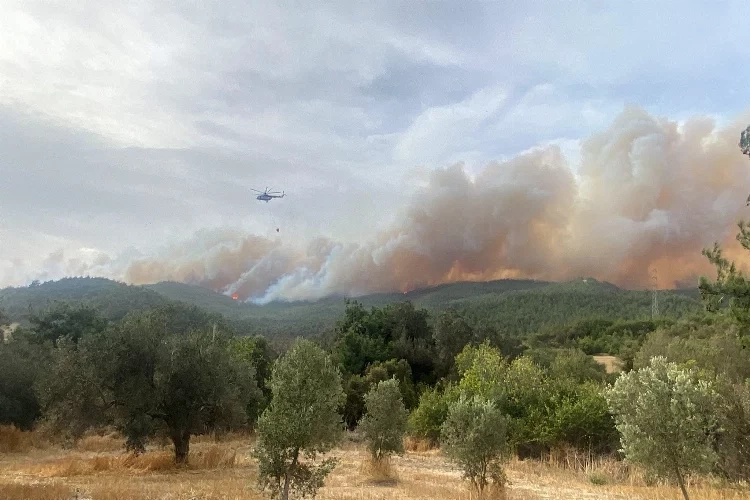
[0,276,705,339]
[451,278,703,336]
[0,277,167,324]
[144,281,246,317]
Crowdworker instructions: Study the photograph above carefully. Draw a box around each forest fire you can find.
[115,107,750,304]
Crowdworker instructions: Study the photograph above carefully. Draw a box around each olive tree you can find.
[253,338,345,500]
[605,356,720,500]
[440,395,509,495]
[358,377,408,462]
[0,332,43,430]
[36,304,260,463]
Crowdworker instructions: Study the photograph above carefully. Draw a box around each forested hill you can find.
[0,276,705,339]
[0,277,169,323]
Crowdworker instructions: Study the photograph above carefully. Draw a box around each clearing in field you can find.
[593,355,624,374]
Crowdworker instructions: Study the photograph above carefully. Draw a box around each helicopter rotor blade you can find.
[250,186,284,195]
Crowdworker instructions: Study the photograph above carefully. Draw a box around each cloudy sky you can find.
[2,1,750,296]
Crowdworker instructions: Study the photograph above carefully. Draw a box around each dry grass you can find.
[512,449,750,500]
[2,429,749,500]
[11,443,241,478]
[0,482,73,500]
[0,425,49,453]
[74,432,124,453]
[359,456,399,486]
[593,355,624,374]
[192,429,254,444]
[403,436,435,453]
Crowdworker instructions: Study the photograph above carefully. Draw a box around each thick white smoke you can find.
[33,106,750,303]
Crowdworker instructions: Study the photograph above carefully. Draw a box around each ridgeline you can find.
[0,276,704,345]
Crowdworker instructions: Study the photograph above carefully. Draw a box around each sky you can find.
[2,1,750,300]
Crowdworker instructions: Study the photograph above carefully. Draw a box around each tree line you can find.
[2,289,749,499]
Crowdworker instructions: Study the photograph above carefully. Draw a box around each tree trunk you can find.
[282,475,290,500]
[171,429,191,465]
[675,465,689,500]
[281,448,299,500]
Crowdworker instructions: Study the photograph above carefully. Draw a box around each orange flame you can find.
[231,294,239,300]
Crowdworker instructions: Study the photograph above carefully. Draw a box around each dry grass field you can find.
[1,426,748,500]
[592,355,624,374]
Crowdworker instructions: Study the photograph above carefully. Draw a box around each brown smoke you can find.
[122,106,750,303]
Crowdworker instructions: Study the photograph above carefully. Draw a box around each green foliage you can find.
[713,378,750,482]
[455,342,507,400]
[358,378,408,461]
[456,282,699,341]
[548,349,608,384]
[0,277,168,324]
[631,316,750,482]
[2,277,704,348]
[496,356,551,456]
[686,122,750,485]
[333,300,437,428]
[699,239,750,339]
[333,300,436,383]
[38,304,258,462]
[230,334,276,425]
[533,317,673,357]
[364,359,418,410]
[543,381,618,454]
[433,308,475,375]
[526,347,608,383]
[440,395,509,493]
[606,356,720,499]
[253,338,345,500]
[335,324,392,376]
[341,374,368,430]
[28,302,108,345]
[0,333,44,430]
[35,335,110,443]
[452,343,617,457]
[340,358,419,430]
[407,384,458,445]
[0,273,723,491]
[698,145,750,334]
[633,316,750,383]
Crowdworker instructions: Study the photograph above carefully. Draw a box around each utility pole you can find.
[651,268,659,318]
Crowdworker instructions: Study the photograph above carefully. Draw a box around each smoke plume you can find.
[119,106,750,303]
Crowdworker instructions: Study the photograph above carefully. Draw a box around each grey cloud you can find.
[0,104,398,247]
[2,0,750,295]
[120,106,750,304]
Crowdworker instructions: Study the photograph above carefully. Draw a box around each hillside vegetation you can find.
[5,268,741,500]
[0,277,169,324]
[1,276,704,344]
[2,238,750,500]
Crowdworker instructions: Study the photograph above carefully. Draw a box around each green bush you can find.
[441,395,509,493]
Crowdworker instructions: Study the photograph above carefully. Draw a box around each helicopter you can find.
[252,187,285,202]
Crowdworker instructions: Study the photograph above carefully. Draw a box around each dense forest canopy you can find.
[0,275,704,347]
